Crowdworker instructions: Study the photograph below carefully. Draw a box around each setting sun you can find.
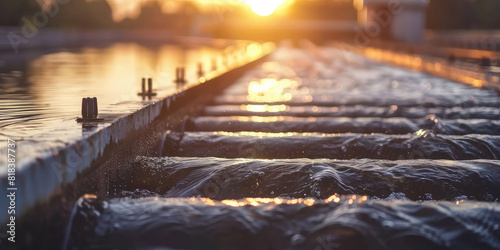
[244,0,287,16]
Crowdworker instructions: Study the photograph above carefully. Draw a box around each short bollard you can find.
[88,97,95,118]
[175,67,186,84]
[93,97,98,117]
[138,77,157,98]
[142,78,146,95]
[78,97,102,122]
[148,78,153,96]
[81,98,88,118]
[197,63,204,77]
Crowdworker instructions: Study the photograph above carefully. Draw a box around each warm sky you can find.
[104,0,291,21]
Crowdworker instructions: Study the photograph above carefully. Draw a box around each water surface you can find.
[0,41,245,168]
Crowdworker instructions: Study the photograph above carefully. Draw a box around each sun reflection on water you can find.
[221,197,317,207]
[246,76,299,103]
[241,104,288,112]
[211,131,352,138]
[213,131,298,137]
[235,116,294,122]
[195,195,368,208]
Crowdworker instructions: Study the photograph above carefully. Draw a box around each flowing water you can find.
[65,44,500,249]
[66,195,500,250]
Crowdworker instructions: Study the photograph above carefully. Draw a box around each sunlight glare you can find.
[244,0,287,16]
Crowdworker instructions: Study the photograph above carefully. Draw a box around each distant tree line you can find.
[426,0,500,30]
[0,0,39,26]
[0,0,198,34]
[0,0,113,29]
[1,0,500,30]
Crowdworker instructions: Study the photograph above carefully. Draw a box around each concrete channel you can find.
[4,41,500,249]
[65,43,500,249]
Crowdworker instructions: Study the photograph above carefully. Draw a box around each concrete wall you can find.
[391,6,426,43]
[354,0,428,44]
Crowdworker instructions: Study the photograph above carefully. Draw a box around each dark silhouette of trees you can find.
[0,0,115,29]
[48,0,115,29]
[0,0,38,26]
[426,0,500,30]
[117,1,199,35]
